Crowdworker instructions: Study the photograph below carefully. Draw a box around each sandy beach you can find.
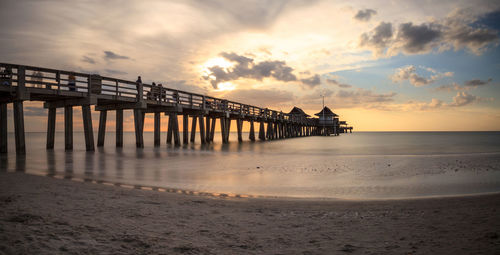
[0,172,499,254]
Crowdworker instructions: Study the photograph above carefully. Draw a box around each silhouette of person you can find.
[68,74,76,91]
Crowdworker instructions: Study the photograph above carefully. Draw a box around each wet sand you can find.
[1,172,499,254]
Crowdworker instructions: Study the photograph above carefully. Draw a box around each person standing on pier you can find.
[68,74,76,91]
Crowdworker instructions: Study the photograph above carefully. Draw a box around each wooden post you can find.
[167,114,173,144]
[82,105,95,151]
[64,105,73,151]
[220,117,226,143]
[46,107,56,150]
[249,120,255,141]
[116,109,123,147]
[266,122,272,140]
[205,116,211,143]
[0,103,8,153]
[259,121,265,140]
[226,118,231,143]
[190,115,197,143]
[199,115,205,144]
[183,114,189,145]
[13,101,26,154]
[154,112,161,147]
[172,113,180,146]
[133,109,144,148]
[237,119,243,142]
[210,117,216,142]
[97,110,107,147]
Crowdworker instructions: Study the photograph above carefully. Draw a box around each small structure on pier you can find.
[315,106,339,136]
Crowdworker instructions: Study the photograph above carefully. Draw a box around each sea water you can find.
[1,131,499,199]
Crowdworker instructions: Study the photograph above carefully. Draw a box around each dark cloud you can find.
[203,52,297,89]
[354,9,377,22]
[103,51,129,61]
[359,22,393,56]
[326,79,352,88]
[360,9,499,57]
[300,74,321,88]
[221,88,294,107]
[104,69,128,75]
[396,22,443,54]
[465,78,492,86]
[81,56,96,64]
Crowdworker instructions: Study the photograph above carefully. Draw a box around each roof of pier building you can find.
[315,106,338,117]
[288,106,310,117]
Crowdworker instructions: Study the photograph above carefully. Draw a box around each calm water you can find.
[1,131,500,199]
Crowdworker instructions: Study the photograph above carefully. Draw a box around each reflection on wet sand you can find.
[0,132,499,199]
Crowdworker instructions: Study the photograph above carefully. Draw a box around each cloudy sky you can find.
[1,0,500,131]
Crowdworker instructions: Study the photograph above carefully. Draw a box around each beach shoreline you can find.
[1,171,499,254]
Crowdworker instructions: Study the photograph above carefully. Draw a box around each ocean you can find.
[1,131,500,199]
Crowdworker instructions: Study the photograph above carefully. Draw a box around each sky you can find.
[1,0,500,131]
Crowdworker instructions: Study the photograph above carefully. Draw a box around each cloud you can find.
[103,51,130,61]
[354,9,377,22]
[104,69,128,75]
[359,22,393,56]
[326,79,352,88]
[360,9,499,57]
[465,78,492,87]
[395,22,443,54]
[300,74,321,88]
[449,91,481,106]
[434,78,492,92]
[434,82,470,92]
[81,56,96,64]
[302,87,396,110]
[405,98,444,111]
[391,65,434,87]
[203,52,297,89]
[221,88,295,107]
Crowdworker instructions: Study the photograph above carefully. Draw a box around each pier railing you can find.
[0,63,318,125]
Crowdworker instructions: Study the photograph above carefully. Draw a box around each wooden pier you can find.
[0,63,352,154]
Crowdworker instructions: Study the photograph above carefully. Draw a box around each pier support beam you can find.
[205,116,211,143]
[64,105,73,151]
[183,114,189,145]
[220,117,227,144]
[210,117,216,142]
[259,121,265,141]
[46,107,56,150]
[190,116,197,143]
[13,101,26,154]
[116,109,123,147]
[97,111,107,147]
[133,109,144,148]
[199,115,206,144]
[226,118,231,142]
[82,105,95,151]
[154,112,161,147]
[237,119,243,142]
[171,113,180,146]
[0,103,7,153]
[167,115,173,144]
[249,120,255,141]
